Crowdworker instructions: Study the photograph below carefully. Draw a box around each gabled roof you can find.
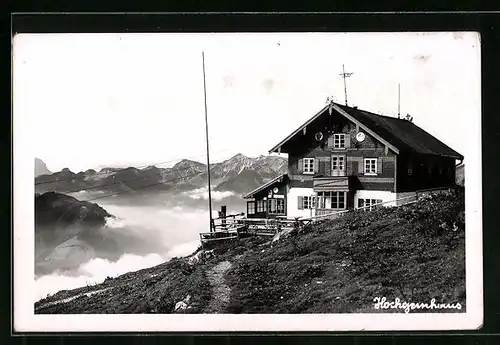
[243,174,287,199]
[269,102,463,160]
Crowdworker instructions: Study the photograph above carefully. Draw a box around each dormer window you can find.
[333,134,346,148]
[303,158,315,174]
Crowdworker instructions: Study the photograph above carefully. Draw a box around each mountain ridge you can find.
[35,154,288,196]
[35,192,119,276]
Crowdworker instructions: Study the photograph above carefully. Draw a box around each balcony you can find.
[313,176,350,192]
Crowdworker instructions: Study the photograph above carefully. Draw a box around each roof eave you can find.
[243,174,287,199]
[410,150,464,161]
[268,105,329,154]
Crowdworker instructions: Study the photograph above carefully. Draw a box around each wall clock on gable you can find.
[356,131,366,142]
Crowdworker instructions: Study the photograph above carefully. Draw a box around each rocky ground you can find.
[35,191,465,314]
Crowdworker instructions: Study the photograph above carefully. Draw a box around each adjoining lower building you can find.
[243,174,289,219]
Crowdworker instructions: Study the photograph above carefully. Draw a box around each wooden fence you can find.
[199,211,305,244]
[303,186,457,222]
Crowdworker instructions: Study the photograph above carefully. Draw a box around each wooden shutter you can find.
[347,156,355,175]
[358,159,364,175]
[377,157,383,174]
[325,156,332,176]
[327,136,334,148]
[314,158,320,174]
[297,159,303,174]
[345,134,351,148]
[318,158,325,176]
[298,196,304,210]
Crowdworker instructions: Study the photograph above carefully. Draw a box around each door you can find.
[331,155,346,176]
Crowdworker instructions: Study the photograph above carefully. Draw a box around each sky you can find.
[13,32,480,173]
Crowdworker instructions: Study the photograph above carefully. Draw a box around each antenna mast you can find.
[398,83,401,119]
[339,64,353,106]
[202,51,214,233]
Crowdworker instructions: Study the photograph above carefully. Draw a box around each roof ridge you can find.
[335,102,409,121]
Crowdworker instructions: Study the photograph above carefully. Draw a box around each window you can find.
[364,158,377,175]
[334,134,346,148]
[256,200,266,213]
[358,198,383,211]
[247,202,255,215]
[303,158,315,174]
[331,155,346,176]
[268,199,285,214]
[317,191,346,209]
[303,196,316,209]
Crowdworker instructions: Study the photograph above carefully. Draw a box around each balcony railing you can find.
[313,176,349,192]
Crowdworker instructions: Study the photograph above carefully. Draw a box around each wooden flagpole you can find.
[202,51,214,232]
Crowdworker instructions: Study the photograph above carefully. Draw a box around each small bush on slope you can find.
[226,193,465,313]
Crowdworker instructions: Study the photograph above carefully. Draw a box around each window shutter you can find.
[377,157,383,174]
[318,158,325,175]
[297,159,303,174]
[298,196,304,210]
[314,159,320,174]
[327,136,334,148]
[325,156,332,176]
[345,134,351,148]
[346,157,353,175]
[358,159,364,174]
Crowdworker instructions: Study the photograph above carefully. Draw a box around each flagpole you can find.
[202,51,214,232]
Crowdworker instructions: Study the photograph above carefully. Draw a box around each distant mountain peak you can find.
[172,159,206,169]
[35,158,52,177]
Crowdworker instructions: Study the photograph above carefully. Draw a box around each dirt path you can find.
[205,260,232,313]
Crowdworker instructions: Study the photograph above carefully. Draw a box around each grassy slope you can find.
[35,192,465,314]
[224,192,465,313]
[35,258,211,314]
